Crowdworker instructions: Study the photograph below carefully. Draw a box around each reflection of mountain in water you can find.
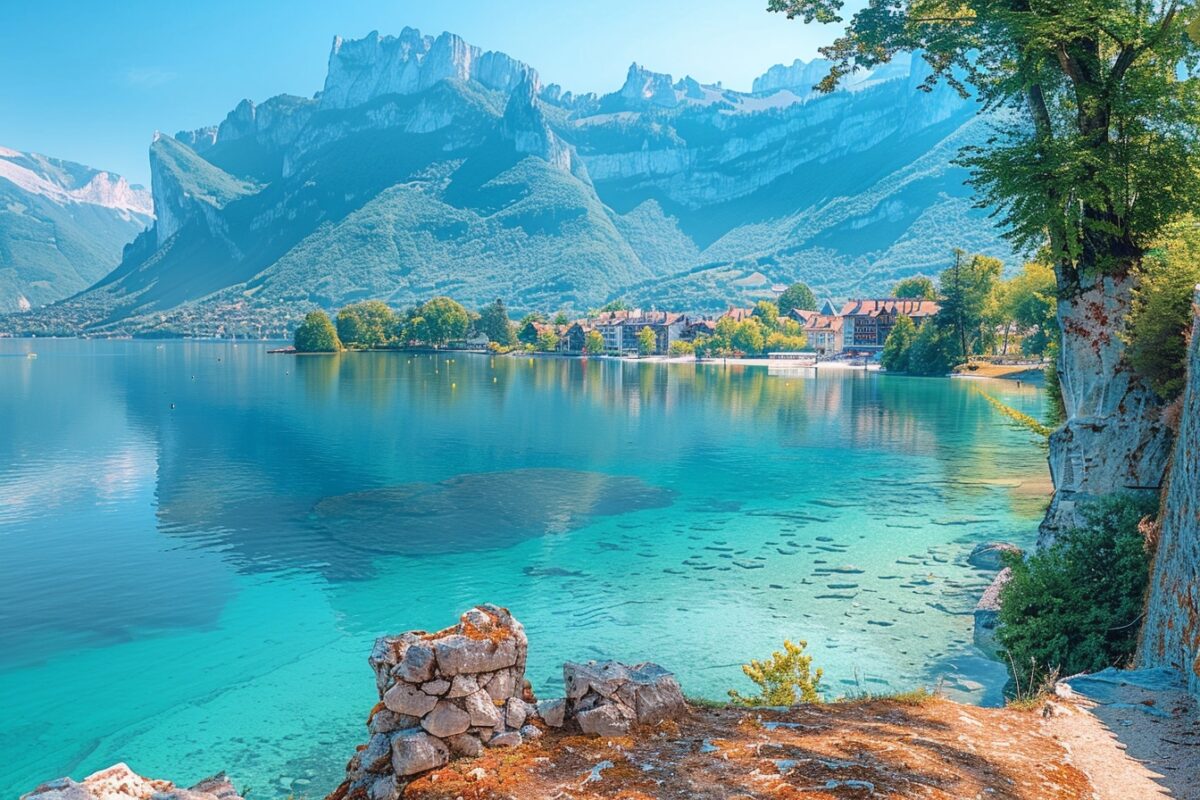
[312,468,675,555]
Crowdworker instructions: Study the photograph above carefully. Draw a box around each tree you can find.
[536,328,560,352]
[765,331,808,351]
[583,330,606,354]
[599,299,631,313]
[1006,261,1058,357]
[553,311,570,326]
[294,311,342,353]
[731,319,766,355]
[768,0,1200,534]
[893,276,937,300]
[728,639,823,706]
[907,319,957,376]
[777,282,817,316]
[881,314,917,372]
[478,299,515,346]
[752,300,781,329]
[417,297,469,347]
[1125,218,1200,399]
[336,300,395,348]
[517,313,544,345]
[935,250,1002,364]
[636,325,657,356]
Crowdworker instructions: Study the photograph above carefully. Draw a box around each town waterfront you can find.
[0,339,1049,797]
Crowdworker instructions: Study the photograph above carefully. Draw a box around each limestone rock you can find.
[359,733,395,773]
[464,689,502,727]
[519,724,543,741]
[505,698,529,729]
[487,730,522,748]
[434,636,519,676]
[537,698,566,727]
[369,709,420,735]
[20,765,242,800]
[395,643,436,683]
[421,701,472,738]
[447,674,478,698]
[421,679,450,696]
[447,733,484,758]
[391,730,449,777]
[576,703,633,736]
[564,660,685,731]
[973,567,1012,658]
[383,682,438,717]
[967,542,1021,571]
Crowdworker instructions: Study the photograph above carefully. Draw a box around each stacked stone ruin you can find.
[333,604,686,799]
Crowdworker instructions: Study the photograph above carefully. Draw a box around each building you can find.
[619,311,685,354]
[839,299,940,350]
[802,314,844,355]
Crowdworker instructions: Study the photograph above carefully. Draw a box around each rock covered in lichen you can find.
[563,660,686,735]
[21,764,242,800]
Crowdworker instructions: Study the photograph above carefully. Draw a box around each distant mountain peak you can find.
[320,27,538,110]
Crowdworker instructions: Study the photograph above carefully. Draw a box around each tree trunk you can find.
[1039,269,1174,544]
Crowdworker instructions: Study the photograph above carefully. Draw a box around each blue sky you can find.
[0,0,855,185]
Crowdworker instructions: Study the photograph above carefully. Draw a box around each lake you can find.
[0,339,1049,797]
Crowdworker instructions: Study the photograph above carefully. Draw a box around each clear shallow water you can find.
[0,340,1049,797]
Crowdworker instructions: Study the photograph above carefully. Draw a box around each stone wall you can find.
[1140,286,1200,698]
[331,605,686,799]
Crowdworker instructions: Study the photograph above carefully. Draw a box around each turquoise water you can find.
[0,340,1049,797]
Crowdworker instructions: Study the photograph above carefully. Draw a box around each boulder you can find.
[446,733,484,758]
[464,689,502,727]
[368,709,421,735]
[20,765,242,800]
[394,643,437,683]
[576,703,634,736]
[447,674,479,698]
[973,567,1013,657]
[435,636,519,676]
[968,542,1022,571]
[505,698,530,729]
[487,730,523,748]
[391,730,449,777]
[537,698,566,728]
[383,682,438,718]
[421,679,450,695]
[421,701,472,738]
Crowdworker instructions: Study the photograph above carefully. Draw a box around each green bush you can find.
[294,311,342,353]
[728,639,823,706]
[998,493,1158,690]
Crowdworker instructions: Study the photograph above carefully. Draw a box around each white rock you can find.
[390,730,449,777]
[383,682,439,717]
[421,700,472,738]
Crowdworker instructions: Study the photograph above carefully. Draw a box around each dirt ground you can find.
[399,697,1096,799]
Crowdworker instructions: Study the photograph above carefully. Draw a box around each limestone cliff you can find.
[1140,285,1200,697]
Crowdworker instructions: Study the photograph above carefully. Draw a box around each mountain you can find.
[9,28,1012,336]
[0,147,152,313]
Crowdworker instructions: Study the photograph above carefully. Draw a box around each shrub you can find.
[728,639,823,706]
[669,340,694,356]
[998,493,1158,690]
[881,315,917,372]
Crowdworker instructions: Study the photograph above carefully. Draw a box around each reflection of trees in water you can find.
[106,348,1047,577]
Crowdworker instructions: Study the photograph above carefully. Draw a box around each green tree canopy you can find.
[893,276,937,300]
[294,310,342,353]
[752,300,781,329]
[731,319,767,355]
[478,299,515,346]
[768,0,1200,286]
[583,329,606,354]
[881,314,918,372]
[777,282,818,316]
[416,297,469,347]
[636,325,657,356]
[336,300,395,348]
[536,328,560,352]
[936,250,1003,362]
[1125,217,1200,399]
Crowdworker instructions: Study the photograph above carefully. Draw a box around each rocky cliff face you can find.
[0,146,153,312]
[1140,286,1200,697]
[5,27,1014,335]
[1039,272,1174,543]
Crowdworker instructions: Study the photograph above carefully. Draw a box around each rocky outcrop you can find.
[967,541,1021,571]
[973,567,1012,658]
[21,764,241,800]
[334,605,534,799]
[1140,286,1200,698]
[319,29,535,111]
[1040,271,1173,545]
[563,660,686,736]
[330,607,688,797]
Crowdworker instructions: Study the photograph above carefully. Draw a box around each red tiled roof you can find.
[839,299,940,318]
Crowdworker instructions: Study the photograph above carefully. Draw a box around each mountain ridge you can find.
[4,28,1012,336]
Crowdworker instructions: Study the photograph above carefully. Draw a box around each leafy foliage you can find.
[536,328,560,352]
[881,314,917,372]
[998,493,1158,690]
[407,297,469,347]
[478,299,516,346]
[636,325,657,356]
[583,329,606,354]
[1125,218,1200,399]
[777,282,817,315]
[728,639,824,706]
[336,300,396,348]
[768,0,1200,286]
[893,276,936,300]
[294,310,342,352]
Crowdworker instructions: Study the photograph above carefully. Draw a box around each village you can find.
[510,297,941,359]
